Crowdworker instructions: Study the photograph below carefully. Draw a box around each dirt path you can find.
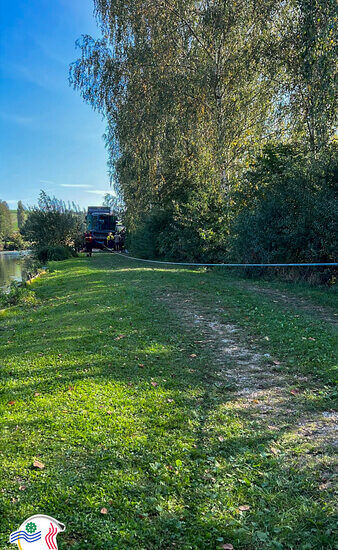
[158,288,337,475]
[244,284,337,325]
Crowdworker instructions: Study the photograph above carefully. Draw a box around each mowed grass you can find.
[0,254,336,549]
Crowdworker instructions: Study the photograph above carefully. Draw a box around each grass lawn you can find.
[0,254,336,549]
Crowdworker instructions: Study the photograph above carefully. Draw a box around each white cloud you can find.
[60,184,93,189]
[86,189,110,195]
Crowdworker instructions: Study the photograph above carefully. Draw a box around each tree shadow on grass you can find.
[0,257,335,549]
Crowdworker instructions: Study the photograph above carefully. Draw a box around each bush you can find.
[230,143,338,278]
[35,245,73,262]
[22,191,85,249]
[0,282,38,307]
[22,255,44,281]
[128,210,171,259]
[129,187,228,262]
[4,231,29,251]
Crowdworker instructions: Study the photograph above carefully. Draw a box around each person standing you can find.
[84,231,94,257]
[120,229,126,251]
[114,232,121,252]
[107,232,114,249]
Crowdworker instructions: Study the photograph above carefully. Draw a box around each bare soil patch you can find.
[158,289,337,471]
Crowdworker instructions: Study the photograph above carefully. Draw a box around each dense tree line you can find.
[0,200,27,251]
[0,200,12,244]
[17,200,26,230]
[70,0,337,271]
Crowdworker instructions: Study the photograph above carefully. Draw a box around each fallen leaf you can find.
[238,505,250,511]
[308,337,316,341]
[33,460,45,470]
[218,436,224,442]
[138,363,145,368]
[290,389,299,395]
[100,507,108,515]
[151,381,158,387]
[8,401,15,406]
[190,353,197,358]
[115,334,126,341]
[220,545,234,550]
[167,398,174,403]
[19,485,26,491]
[319,481,331,491]
[252,399,260,404]
[34,392,41,397]
[268,425,279,431]
[270,447,280,455]
[106,411,113,415]
[273,360,281,365]
[263,336,270,341]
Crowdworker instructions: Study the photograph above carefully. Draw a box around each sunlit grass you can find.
[0,254,336,549]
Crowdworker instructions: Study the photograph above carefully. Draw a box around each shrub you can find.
[4,231,29,251]
[35,245,73,262]
[22,191,85,250]
[128,210,170,259]
[230,144,338,276]
[129,187,228,262]
[0,282,38,307]
[22,255,44,281]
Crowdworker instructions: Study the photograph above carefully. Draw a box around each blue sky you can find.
[0,0,113,209]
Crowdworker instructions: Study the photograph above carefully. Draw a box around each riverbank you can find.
[1,254,336,549]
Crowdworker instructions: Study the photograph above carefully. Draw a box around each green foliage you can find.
[129,184,228,262]
[102,193,125,219]
[128,210,171,259]
[3,232,29,251]
[21,255,43,281]
[275,0,337,152]
[22,191,85,251]
[70,1,337,271]
[0,281,37,307]
[17,200,25,230]
[230,144,337,271]
[35,245,74,262]
[0,201,12,242]
[10,210,19,232]
[0,204,29,250]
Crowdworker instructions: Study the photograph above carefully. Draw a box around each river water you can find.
[0,251,30,289]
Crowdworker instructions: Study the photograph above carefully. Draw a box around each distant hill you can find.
[10,210,19,231]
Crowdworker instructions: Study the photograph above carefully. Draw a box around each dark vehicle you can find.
[86,206,117,244]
